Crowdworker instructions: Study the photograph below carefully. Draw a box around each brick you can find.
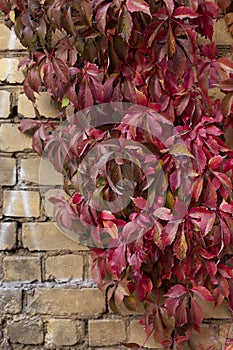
[219,322,233,346]
[27,288,105,317]
[88,319,126,346]
[7,318,43,345]
[128,320,162,349]
[0,124,32,152]
[3,190,40,217]
[0,158,16,185]
[45,254,83,281]
[20,157,63,185]
[22,222,89,251]
[0,222,17,250]
[3,256,41,282]
[214,18,232,45]
[197,298,232,319]
[189,324,219,349]
[0,289,21,314]
[46,319,84,346]
[0,90,10,118]
[36,92,59,118]
[0,24,24,50]
[0,58,24,83]
[18,94,36,118]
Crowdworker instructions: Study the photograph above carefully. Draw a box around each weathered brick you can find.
[0,124,32,152]
[0,24,24,50]
[20,157,63,185]
[3,190,40,217]
[88,319,126,346]
[0,90,10,118]
[27,288,105,317]
[0,58,24,83]
[3,256,41,282]
[198,298,232,319]
[45,254,83,281]
[0,289,21,314]
[0,222,17,250]
[36,93,59,118]
[18,93,36,118]
[22,222,89,251]
[46,319,84,346]
[219,322,233,347]
[189,324,219,349]
[128,320,162,349]
[214,18,232,45]
[7,318,44,345]
[0,157,16,185]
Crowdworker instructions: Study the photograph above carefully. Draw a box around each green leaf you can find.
[117,5,133,43]
[61,96,70,108]
[169,144,194,158]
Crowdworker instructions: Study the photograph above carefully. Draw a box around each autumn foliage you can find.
[1,0,233,348]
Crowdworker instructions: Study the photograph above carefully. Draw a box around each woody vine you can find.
[1,0,233,348]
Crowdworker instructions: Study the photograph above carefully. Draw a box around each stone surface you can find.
[0,222,17,250]
[22,222,89,251]
[214,18,233,45]
[0,90,10,118]
[36,93,59,118]
[7,318,44,345]
[3,190,40,217]
[0,24,24,50]
[189,324,219,349]
[0,124,32,152]
[3,256,41,282]
[88,319,126,346]
[198,298,232,319]
[20,157,63,185]
[0,289,21,314]
[0,157,16,186]
[18,94,36,118]
[45,254,83,281]
[46,319,84,346]
[27,288,105,317]
[0,58,24,83]
[128,320,162,349]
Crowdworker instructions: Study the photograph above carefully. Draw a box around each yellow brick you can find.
[7,318,43,345]
[189,324,219,349]
[45,254,83,281]
[22,222,89,251]
[88,319,126,346]
[128,320,162,349]
[0,157,16,185]
[0,24,24,50]
[27,288,105,317]
[0,58,24,83]
[46,319,84,346]
[197,297,231,319]
[214,18,232,45]
[0,124,32,152]
[0,222,17,250]
[3,190,40,217]
[36,92,59,118]
[0,90,10,118]
[18,94,36,118]
[3,256,41,282]
[20,157,62,185]
[0,289,21,314]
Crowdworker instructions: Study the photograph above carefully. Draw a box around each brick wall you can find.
[0,9,233,350]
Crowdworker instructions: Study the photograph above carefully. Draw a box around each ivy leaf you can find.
[96,3,111,33]
[191,286,214,301]
[118,5,133,43]
[190,297,203,332]
[126,0,151,17]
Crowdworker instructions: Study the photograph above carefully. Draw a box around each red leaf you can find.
[96,3,111,33]
[118,5,133,43]
[175,297,187,327]
[191,286,213,301]
[165,284,187,298]
[190,297,203,332]
[126,0,151,17]
[173,7,200,19]
[163,0,174,16]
